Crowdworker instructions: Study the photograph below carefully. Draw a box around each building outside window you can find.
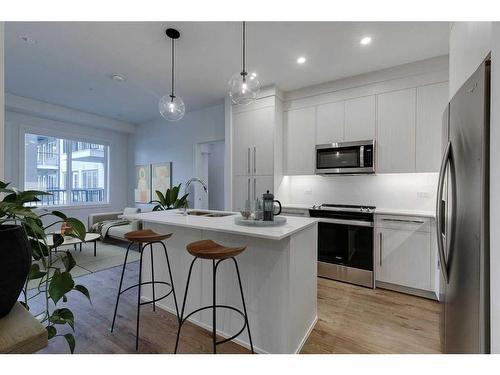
[24,133,108,206]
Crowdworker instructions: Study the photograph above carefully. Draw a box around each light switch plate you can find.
[417,192,430,199]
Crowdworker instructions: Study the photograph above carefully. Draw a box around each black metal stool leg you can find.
[150,243,156,312]
[212,259,217,354]
[136,244,145,351]
[160,241,180,322]
[174,257,198,354]
[110,242,133,332]
[232,257,254,354]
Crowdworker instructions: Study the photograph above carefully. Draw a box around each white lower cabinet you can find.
[375,214,438,299]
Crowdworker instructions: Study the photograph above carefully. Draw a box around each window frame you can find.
[20,125,110,208]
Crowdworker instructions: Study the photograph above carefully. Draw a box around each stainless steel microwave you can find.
[315,140,375,175]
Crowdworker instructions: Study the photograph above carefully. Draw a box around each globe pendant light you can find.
[228,21,261,105]
[159,28,185,121]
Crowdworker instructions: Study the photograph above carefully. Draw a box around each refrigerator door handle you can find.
[436,140,451,283]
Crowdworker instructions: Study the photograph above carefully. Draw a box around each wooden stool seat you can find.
[186,240,246,260]
[124,229,172,243]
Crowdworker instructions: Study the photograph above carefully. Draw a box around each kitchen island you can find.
[125,209,318,354]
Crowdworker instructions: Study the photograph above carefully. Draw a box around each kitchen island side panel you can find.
[139,222,316,353]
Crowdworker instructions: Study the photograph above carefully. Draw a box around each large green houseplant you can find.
[0,181,90,353]
[150,183,189,211]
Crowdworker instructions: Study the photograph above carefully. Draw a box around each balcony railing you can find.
[34,188,105,206]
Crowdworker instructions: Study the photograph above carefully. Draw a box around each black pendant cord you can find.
[242,21,246,75]
[171,37,175,100]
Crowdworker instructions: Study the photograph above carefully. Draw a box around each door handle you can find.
[247,148,251,174]
[247,178,250,201]
[253,146,256,174]
[436,140,451,283]
[379,232,382,267]
[253,178,256,200]
[381,218,425,224]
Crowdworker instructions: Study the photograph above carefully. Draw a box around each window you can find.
[24,133,108,206]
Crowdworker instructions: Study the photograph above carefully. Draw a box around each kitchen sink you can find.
[185,211,211,216]
[178,210,234,217]
[204,213,234,217]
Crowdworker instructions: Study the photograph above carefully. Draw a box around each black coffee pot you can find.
[262,190,282,221]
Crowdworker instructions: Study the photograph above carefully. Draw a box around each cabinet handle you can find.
[379,232,383,267]
[253,146,256,174]
[247,148,251,174]
[381,218,425,224]
[247,178,250,201]
[253,178,256,200]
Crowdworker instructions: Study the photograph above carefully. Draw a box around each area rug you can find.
[26,240,140,290]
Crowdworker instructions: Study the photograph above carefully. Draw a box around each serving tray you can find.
[234,216,287,227]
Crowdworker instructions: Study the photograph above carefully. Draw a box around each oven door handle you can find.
[318,218,374,227]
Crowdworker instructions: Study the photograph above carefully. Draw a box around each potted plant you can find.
[150,183,189,211]
[0,181,90,353]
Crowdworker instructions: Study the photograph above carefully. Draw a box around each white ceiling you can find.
[5,22,449,125]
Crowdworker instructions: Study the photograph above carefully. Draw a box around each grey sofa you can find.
[88,207,143,242]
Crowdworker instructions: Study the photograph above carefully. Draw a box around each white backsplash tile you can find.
[277,173,438,211]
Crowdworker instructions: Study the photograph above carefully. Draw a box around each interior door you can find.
[444,61,489,353]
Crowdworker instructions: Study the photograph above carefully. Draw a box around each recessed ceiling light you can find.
[297,56,307,64]
[110,73,126,82]
[360,36,372,46]
[18,35,36,44]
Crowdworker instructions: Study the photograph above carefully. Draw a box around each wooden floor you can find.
[33,261,441,354]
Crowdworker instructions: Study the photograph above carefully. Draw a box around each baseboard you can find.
[141,296,268,354]
[294,315,318,354]
[375,281,438,300]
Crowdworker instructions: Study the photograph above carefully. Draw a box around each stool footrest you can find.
[180,304,248,346]
[119,280,172,295]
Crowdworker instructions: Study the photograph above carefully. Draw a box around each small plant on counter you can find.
[0,181,90,353]
[150,183,189,211]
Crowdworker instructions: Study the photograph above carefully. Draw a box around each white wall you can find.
[4,107,130,226]
[449,22,492,98]
[449,21,500,353]
[0,22,4,180]
[278,56,448,212]
[129,103,225,209]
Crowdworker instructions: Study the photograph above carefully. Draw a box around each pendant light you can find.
[228,21,261,105]
[159,28,185,121]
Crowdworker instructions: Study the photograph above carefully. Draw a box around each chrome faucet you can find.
[183,178,208,214]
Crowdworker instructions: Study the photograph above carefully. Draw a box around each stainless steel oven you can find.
[315,140,375,175]
[309,204,375,288]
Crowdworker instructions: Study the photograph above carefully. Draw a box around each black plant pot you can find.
[0,225,32,318]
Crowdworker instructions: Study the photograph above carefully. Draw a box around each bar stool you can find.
[174,239,254,354]
[110,229,180,351]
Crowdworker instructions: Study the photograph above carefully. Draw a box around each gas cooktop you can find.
[310,203,376,213]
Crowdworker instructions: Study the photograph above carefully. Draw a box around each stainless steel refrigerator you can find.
[437,59,490,353]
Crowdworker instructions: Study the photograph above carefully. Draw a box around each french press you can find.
[262,190,282,221]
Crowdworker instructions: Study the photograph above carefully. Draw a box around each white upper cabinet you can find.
[284,107,316,175]
[377,88,416,173]
[316,101,344,144]
[416,82,449,172]
[232,104,275,176]
[344,96,376,141]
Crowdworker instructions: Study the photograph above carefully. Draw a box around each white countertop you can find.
[125,209,318,241]
[374,208,436,218]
